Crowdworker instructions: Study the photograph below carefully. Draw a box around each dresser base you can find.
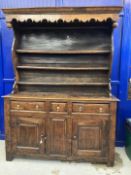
[4,94,117,166]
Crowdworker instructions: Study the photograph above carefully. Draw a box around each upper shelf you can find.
[16,27,111,52]
[16,49,110,55]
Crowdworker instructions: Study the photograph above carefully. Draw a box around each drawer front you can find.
[50,102,67,113]
[11,101,45,111]
[72,103,109,114]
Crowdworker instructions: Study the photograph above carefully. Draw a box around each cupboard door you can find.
[72,117,109,159]
[47,117,70,159]
[11,116,46,155]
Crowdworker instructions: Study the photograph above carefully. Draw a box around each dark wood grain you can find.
[18,85,109,97]
[17,28,111,51]
[47,117,69,158]
[3,6,121,166]
[11,115,46,155]
[72,117,109,159]
[18,69,108,85]
[17,53,110,68]
[5,96,117,164]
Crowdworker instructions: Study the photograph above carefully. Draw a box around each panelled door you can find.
[47,116,71,159]
[10,113,109,159]
[11,115,46,155]
[72,116,109,159]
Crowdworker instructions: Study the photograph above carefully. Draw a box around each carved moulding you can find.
[3,7,122,28]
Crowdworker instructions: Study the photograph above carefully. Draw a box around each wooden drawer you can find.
[50,102,67,113]
[72,103,109,114]
[11,101,45,111]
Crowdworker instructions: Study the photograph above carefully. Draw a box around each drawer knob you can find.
[44,136,47,140]
[36,105,39,110]
[73,136,77,139]
[56,105,60,112]
[79,106,83,112]
[99,107,103,112]
[16,104,20,109]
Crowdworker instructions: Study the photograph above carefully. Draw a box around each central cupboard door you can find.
[72,117,109,159]
[47,116,71,159]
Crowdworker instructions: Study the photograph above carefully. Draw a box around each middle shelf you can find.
[16,65,109,71]
[17,81,109,86]
[17,68,109,86]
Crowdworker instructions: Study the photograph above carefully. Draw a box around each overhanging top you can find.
[3,7,122,28]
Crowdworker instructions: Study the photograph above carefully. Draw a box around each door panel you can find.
[11,116,46,154]
[78,126,101,150]
[47,117,70,158]
[72,117,109,159]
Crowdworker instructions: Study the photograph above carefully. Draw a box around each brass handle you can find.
[36,105,39,110]
[73,136,77,139]
[56,105,60,112]
[79,106,83,112]
[16,104,20,109]
[99,107,103,113]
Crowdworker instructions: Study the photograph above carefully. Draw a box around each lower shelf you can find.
[17,81,109,86]
[17,84,109,97]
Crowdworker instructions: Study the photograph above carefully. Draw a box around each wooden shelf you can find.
[16,49,110,54]
[18,26,110,30]
[16,65,109,71]
[17,81,109,86]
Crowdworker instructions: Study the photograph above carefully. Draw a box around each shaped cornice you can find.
[3,7,122,28]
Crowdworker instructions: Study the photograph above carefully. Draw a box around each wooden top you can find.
[4,93,119,102]
[3,6,122,28]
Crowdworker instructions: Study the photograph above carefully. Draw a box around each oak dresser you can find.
[3,6,122,166]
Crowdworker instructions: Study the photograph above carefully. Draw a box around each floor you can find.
[0,141,131,175]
